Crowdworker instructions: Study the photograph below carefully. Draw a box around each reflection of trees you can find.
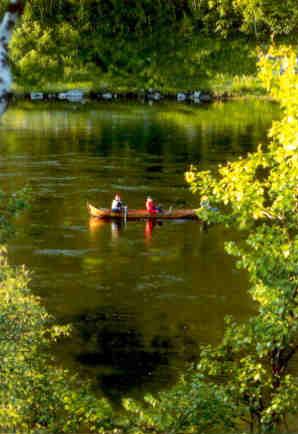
[1,100,279,160]
[70,307,198,400]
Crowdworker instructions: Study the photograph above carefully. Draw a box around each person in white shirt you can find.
[111,194,123,212]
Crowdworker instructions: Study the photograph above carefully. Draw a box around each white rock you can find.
[189,90,201,103]
[67,89,84,97]
[193,91,201,99]
[177,92,186,101]
[58,92,68,100]
[153,92,161,101]
[65,89,84,102]
[102,92,113,100]
[30,92,43,101]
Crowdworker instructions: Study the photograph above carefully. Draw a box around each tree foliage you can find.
[0,187,31,241]
[124,371,237,433]
[184,46,298,432]
[6,0,298,88]
[11,20,82,85]
[21,0,298,39]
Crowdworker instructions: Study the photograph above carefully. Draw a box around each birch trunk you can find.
[0,0,24,116]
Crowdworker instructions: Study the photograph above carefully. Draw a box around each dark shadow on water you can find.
[70,307,198,401]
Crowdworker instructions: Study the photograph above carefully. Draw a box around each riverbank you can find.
[12,79,266,104]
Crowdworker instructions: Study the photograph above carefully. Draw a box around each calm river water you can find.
[1,99,279,400]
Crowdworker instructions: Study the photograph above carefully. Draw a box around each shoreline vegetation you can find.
[6,0,296,103]
[11,36,265,101]
[9,36,292,103]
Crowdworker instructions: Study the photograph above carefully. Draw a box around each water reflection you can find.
[145,220,156,243]
[89,217,106,234]
[111,221,124,242]
[89,218,162,244]
[66,306,198,400]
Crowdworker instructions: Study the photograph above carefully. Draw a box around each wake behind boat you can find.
[87,203,198,220]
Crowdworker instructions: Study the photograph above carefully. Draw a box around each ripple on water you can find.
[111,184,149,191]
[64,225,86,232]
[34,248,97,257]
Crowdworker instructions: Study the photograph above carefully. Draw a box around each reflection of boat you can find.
[89,216,106,233]
[87,203,198,220]
[111,220,123,240]
[144,219,160,242]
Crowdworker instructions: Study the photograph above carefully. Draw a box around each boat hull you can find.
[87,203,198,220]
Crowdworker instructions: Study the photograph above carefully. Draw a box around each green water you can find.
[1,99,279,400]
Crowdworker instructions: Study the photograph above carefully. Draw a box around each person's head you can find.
[115,193,121,201]
[146,196,152,202]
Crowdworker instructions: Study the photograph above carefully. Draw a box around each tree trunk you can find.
[0,0,25,116]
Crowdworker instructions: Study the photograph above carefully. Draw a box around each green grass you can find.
[13,81,95,95]
[13,75,265,98]
[210,74,265,97]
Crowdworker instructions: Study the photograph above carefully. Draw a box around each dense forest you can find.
[2,0,298,92]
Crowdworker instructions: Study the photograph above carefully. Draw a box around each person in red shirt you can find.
[146,196,161,214]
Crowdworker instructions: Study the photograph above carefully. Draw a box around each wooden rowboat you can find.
[87,203,198,220]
